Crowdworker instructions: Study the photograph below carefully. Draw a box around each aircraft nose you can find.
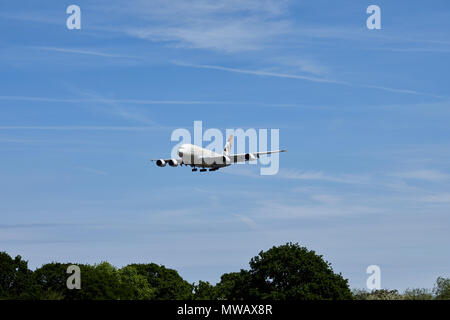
[178,147,184,157]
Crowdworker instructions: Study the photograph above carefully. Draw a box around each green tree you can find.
[193,280,217,300]
[33,262,159,300]
[128,263,193,299]
[403,288,433,300]
[32,262,71,299]
[118,265,155,300]
[351,289,369,300]
[73,262,121,300]
[433,277,450,300]
[353,289,404,300]
[215,271,251,300]
[0,252,34,299]
[37,288,66,300]
[221,242,353,300]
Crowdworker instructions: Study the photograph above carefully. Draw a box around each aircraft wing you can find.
[229,149,288,163]
[152,150,287,167]
[201,149,288,165]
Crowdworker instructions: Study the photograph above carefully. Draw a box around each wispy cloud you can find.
[32,47,134,59]
[391,170,450,182]
[0,126,164,131]
[75,90,157,125]
[0,11,60,25]
[173,60,339,83]
[224,166,374,185]
[252,199,382,219]
[277,169,371,185]
[233,214,258,229]
[106,0,291,52]
[0,137,41,144]
[173,61,445,98]
[371,47,450,53]
[0,223,84,229]
[79,167,109,176]
[291,25,450,47]
[420,193,450,203]
[0,95,226,105]
[96,1,450,52]
[270,56,330,76]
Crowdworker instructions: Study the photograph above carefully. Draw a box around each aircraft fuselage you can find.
[178,144,229,168]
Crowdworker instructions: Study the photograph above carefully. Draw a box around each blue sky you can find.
[1,0,449,291]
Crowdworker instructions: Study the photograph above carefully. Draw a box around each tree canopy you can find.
[433,276,450,300]
[0,246,448,300]
[127,263,192,300]
[0,252,34,299]
[216,242,353,299]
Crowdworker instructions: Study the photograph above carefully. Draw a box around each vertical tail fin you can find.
[223,135,233,155]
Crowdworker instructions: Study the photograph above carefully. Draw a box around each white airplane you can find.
[152,135,287,172]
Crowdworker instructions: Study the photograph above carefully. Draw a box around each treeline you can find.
[353,284,450,300]
[1,243,449,300]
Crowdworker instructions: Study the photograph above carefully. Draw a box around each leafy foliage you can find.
[433,277,450,300]
[126,263,193,300]
[0,249,448,300]
[32,262,72,299]
[118,265,155,300]
[215,271,251,300]
[0,252,34,299]
[352,289,404,300]
[403,288,433,300]
[245,242,353,299]
[215,243,352,300]
[193,280,217,300]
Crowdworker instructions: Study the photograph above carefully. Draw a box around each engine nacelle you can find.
[222,156,231,165]
[168,159,179,167]
[156,159,166,167]
[245,153,257,161]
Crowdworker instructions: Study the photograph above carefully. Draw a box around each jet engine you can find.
[168,159,179,167]
[156,159,166,167]
[222,156,231,165]
[245,153,257,161]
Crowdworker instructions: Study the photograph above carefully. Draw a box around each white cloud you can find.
[252,199,381,219]
[101,0,291,52]
[0,95,226,105]
[233,214,258,229]
[420,193,450,203]
[72,90,156,125]
[271,56,330,76]
[173,61,339,83]
[310,194,341,205]
[0,126,162,131]
[391,170,450,182]
[173,62,445,98]
[126,18,290,52]
[79,167,109,176]
[277,169,370,184]
[33,47,132,59]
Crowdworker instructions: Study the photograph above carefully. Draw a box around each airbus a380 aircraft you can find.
[152,135,287,172]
